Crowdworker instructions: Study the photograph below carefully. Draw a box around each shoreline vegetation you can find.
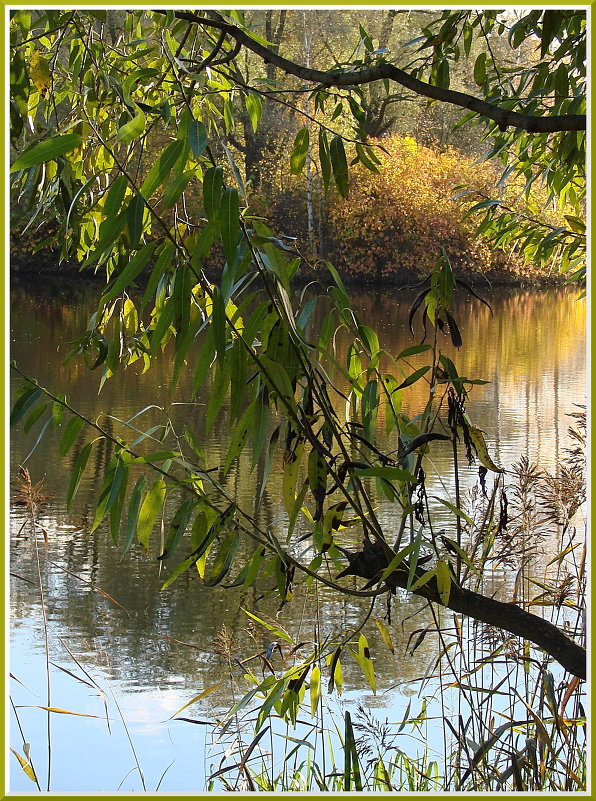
[10,132,576,289]
[10,248,573,289]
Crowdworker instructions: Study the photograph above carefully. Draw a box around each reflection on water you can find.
[9,279,586,791]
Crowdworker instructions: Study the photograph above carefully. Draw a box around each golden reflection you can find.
[10,281,586,695]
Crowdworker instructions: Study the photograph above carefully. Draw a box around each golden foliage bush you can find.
[326,135,503,279]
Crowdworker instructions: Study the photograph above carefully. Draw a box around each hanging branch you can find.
[157,10,586,133]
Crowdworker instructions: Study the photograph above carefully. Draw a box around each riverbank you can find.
[10,230,567,290]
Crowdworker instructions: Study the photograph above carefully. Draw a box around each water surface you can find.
[9,279,586,792]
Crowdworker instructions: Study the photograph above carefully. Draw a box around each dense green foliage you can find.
[10,8,586,791]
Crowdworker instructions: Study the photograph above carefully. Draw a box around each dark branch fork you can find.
[154,9,585,134]
[337,541,586,680]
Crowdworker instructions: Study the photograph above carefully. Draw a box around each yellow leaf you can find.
[435,558,451,605]
[466,425,504,472]
[282,443,303,515]
[10,748,37,783]
[309,665,321,717]
[373,617,395,654]
[168,683,222,719]
[29,52,51,95]
[349,633,376,693]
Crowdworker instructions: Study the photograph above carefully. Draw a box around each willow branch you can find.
[156,10,585,134]
[341,543,586,680]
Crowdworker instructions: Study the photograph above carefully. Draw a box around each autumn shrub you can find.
[326,135,504,279]
[250,134,513,281]
[251,133,571,284]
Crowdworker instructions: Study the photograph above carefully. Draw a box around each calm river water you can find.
[9,278,586,792]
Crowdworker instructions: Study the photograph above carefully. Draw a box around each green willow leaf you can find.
[355,142,380,173]
[100,242,156,306]
[188,119,207,158]
[116,107,146,143]
[396,344,432,360]
[245,92,262,132]
[242,547,266,591]
[140,240,174,313]
[203,165,223,222]
[433,496,475,526]
[66,441,93,511]
[140,139,184,199]
[162,170,193,208]
[192,327,216,397]
[91,455,126,533]
[161,551,200,590]
[159,499,196,560]
[318,129,331,193]
[10,385,43,426]
[219,186,240,265]
[137,477,166,549]
[241,608,294,644]
[397,365,430,390]
[204,530,241,586]
[81,211,127,268]
[148,294,177,355]
[354,465,417,483]
[109,459,129,543]
[223,400,255,475]
[11,133,83,172]
[330,135,349,198]
[473,52,486,86]
[126,193,145,249]
[23,402,48,434]
[123,475,145,554]
[290,127,309,175]
[59,415,85,457]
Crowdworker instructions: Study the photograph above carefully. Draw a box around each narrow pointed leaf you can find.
[373,617,395,654]
[290,128,309,175]
[203,165,223,222]
[11,133,83,172]
[309,665,321,717]
[9,748,37,783]
[204,530,241,586]
[66,441,93,511]
[137,477,166,549]
[188,119,207,158]
[397,365,430,390]
[220,186,240,265]
[159,500,196,560]
[330,135,349,197]
[59,416,85,457]
[318,129,331,193]
[11,386,43,426]
[123,474,145,554]
[116,108,146,143]
[140,139,184,198]
[245,93,262,133]
[435,558,451,605]
[126,193,145,249]
[91,455,126,533]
